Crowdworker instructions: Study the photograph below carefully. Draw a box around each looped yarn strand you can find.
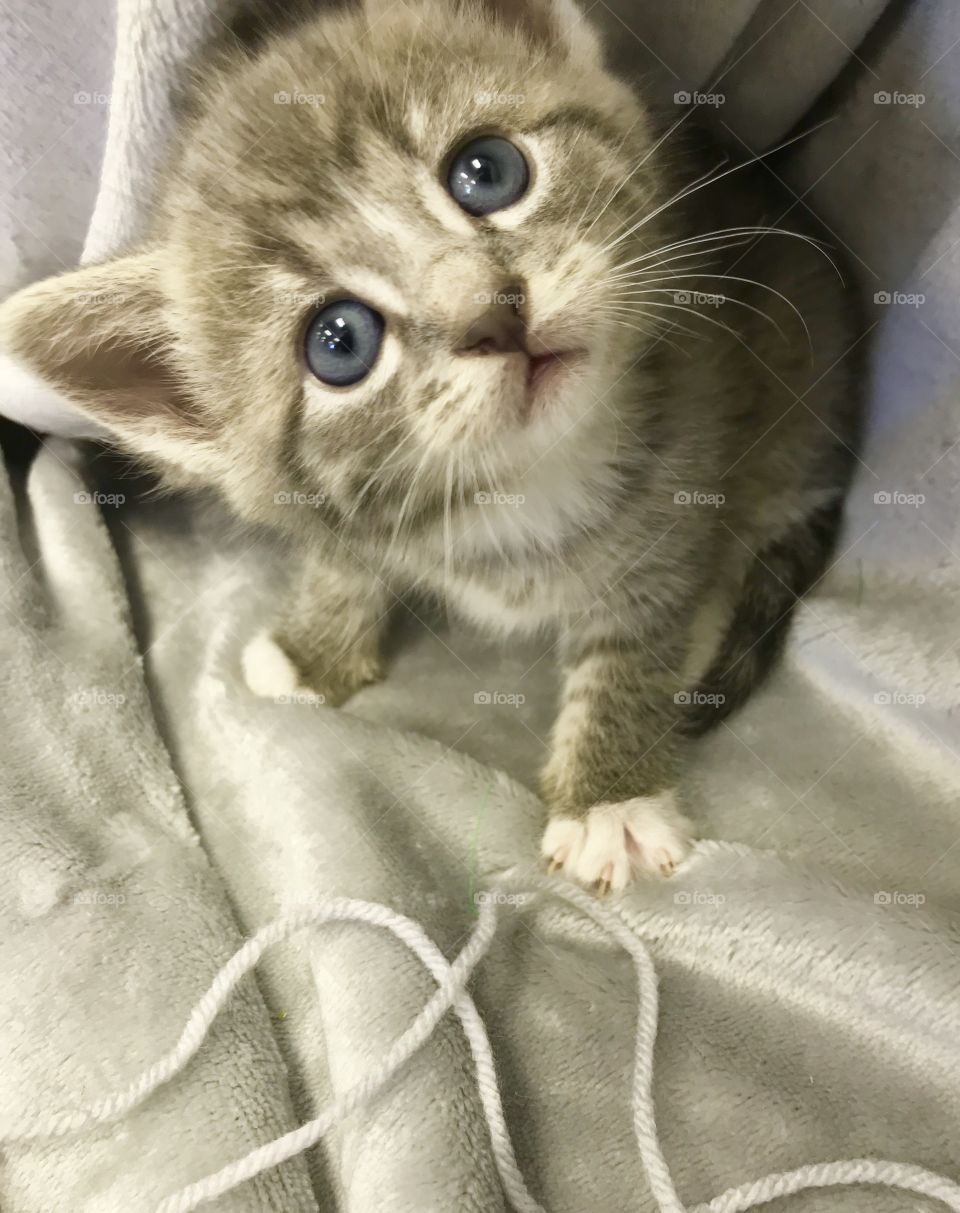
[3,882,958,1213]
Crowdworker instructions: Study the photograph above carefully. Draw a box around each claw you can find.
[595,861,615,898]
[540,793,692,893]
[543,849,567,878]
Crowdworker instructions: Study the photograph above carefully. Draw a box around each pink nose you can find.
[457,299,526,355]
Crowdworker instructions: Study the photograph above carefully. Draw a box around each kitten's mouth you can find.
[527,351,562,391]
[524,348,585,404]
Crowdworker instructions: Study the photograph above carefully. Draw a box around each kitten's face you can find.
[158,0,671,524]
[0,0,676,532]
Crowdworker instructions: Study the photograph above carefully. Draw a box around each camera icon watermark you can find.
[473,290,525,307]
[673,90,725,108]
[873,690,926,707]
[274,90,325,106]
[276,290,325,308]
[473,890,531,906]
[873,90,925,107]
[674,690,725,706]
[74,889,127,907]
[874,890,925,906]
[673,290,725,307]
[874,290,925,308]
[673,489,725,508]
[74,490,126,507]
[474,91,526,106]
[274,490,326,508]
[474,490,526,508]
[473,690,526,707]
[72,290,126,306]
[673,889,725,906]
[65,688,127,709]
[274,690,326,706]
[873,489,925,507]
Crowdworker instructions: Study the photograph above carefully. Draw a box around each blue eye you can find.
[447,136,529,216]
[304,299,384,386]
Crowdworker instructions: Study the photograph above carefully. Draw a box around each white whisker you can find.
[598,118,835,256]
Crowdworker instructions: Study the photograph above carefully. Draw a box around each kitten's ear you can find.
[0,251,218,476]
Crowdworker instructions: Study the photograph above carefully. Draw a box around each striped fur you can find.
[0,0,861,887]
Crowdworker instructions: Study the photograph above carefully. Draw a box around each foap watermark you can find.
[675,690,726,707]
[674,290,725,307]
[474,290,525,307]
[873,490,925,507]
[874,690,926,707]
[274,90,325,107]
[74,889,126,907]
[674,889,726,906]
[72,290,126,306]
[74,90,110,106]
[276,290,325,308]
[874,290,925,308]
[474,90,525,106]
[474,890,532,906]
[874,890,926,907]
[474,690,526,707]
[674,90,725,108]
[274,490,326,508]
[475,490,525,508]
[674,490,725,508]
[274,690,326,706]
[874,90,925,108]
[65,688,127,710]
[74,490,125,508]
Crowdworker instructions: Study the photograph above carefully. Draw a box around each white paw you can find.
[242,632,306,699]
[541,791,694,893]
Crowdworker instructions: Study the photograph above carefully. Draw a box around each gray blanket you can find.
[1,1,959,1210]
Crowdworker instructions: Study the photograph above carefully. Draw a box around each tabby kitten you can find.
[0,0,859,892]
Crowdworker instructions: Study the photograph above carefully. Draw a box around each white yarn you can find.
[5,879,959,1213]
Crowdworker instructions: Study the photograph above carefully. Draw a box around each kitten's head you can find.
[0,0,677,534]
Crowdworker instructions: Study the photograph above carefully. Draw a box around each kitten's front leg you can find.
[243,548,390,706]
[540,621,695,893]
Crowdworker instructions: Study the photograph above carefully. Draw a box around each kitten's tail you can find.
[679,497,846,737]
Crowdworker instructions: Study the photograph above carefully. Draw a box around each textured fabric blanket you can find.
[1,1,959,1210]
